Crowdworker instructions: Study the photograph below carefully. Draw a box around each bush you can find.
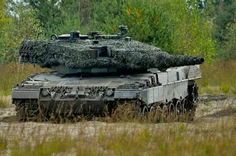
[92,0,216,60]
[218,23,236,60]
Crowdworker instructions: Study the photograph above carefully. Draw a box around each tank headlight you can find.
[41,88,49,97]
[85,92,90,96]
[50,91,56,99]
[85,88,91,96]
[99,91,104,97]
[106,89,114,96]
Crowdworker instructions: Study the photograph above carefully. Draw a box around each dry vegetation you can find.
[199,60,236,95]
[0,63,45,96]
[0,96,10,108]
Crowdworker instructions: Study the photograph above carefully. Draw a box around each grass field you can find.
[0,115,236,156]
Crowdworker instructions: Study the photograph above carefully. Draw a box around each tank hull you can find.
[12,65,201,122]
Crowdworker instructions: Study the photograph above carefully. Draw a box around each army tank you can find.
[12,26,204,122]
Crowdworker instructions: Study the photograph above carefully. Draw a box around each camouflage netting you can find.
[19,38,204,73]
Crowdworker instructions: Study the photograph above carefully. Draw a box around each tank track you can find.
[14,84,198,123]
[14,97,196,122]
[111,96,197,122]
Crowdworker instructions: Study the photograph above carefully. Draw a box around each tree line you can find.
[0,0,235,63]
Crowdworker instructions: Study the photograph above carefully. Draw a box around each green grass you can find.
[11,138,76,156]
[0,136,7,152]
[97,126,236,156]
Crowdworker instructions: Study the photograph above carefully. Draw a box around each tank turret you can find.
[19,26,204,74]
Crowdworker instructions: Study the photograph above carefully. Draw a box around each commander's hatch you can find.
[89,46,112,58]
